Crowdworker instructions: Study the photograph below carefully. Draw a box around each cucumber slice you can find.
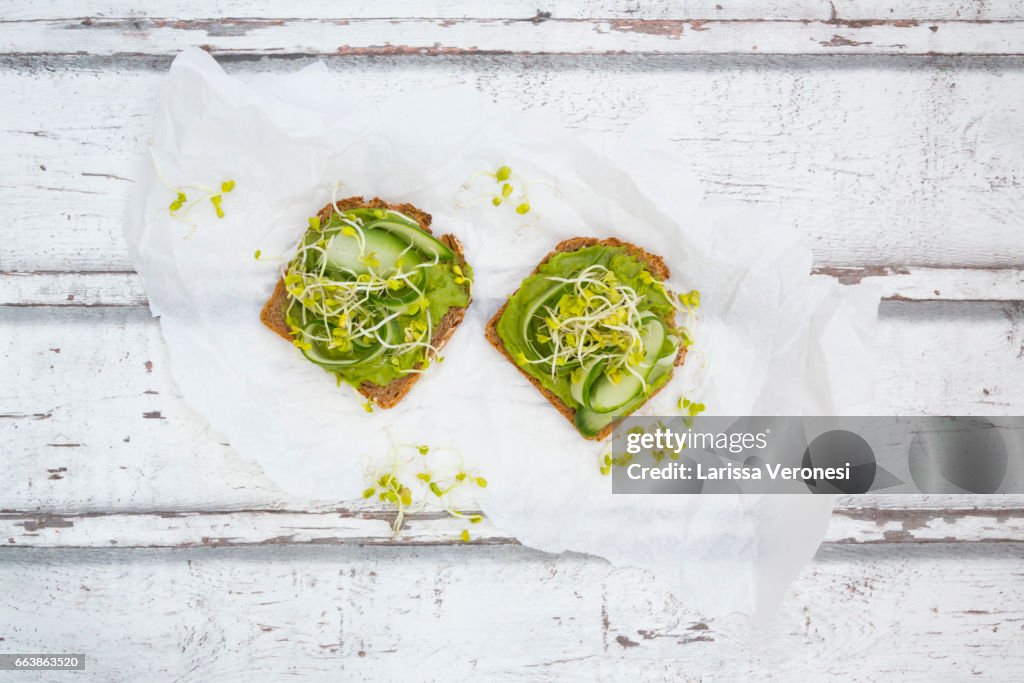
[366,220,455,262]
[575,407,617,439]
[586,317,667,413]
[575,322,677,437]
[323,228,410,276]
[577,321,679,438]
[588,371,646,414]
[575,386,656,438]
[570,359,606,406]
[299,320,394,368]
[648,340,678,379]
[519,282,567,358]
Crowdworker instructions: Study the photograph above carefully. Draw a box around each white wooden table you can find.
[3,2,1024,679]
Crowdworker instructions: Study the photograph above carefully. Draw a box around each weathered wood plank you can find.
[1,6,1020,675]
[5,0,1024,22]
[2,506,1024,548]
[0,271,144,307]
[0,543,1020,679]
[1,60,1023,272]
[0,509,515,548]
[3,268,1021,307]
[1,302,1021,513]
[3,16,1024,57]
[814,266,1024,302]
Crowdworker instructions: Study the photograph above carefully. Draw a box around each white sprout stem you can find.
[147,147,177,192]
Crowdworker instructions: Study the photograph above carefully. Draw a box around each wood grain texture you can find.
[3,14,1024,57]
[2,4,1023,675]
[4,268,1023,306]
[0,543,1021,680]
[4,506,1024,548]
[2,302,1022,513]
[4,0,1024,22]
[2,59,1022,274]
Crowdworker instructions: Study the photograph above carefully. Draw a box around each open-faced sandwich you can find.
[486,238,688,439]
[261,197,472,409]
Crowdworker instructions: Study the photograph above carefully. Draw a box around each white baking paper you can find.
[127,48,879,619]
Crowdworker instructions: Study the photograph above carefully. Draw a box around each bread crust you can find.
[484,237,687,441]
[260,196,470,409]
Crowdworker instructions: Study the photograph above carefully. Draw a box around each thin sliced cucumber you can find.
[520,282,567,358]
[575,375,667,438]
[300,320,395,368]
[323,228,410,275]
[661,333,679,359]
[366,220,454,262]
[570,358,606,406]
[648,340,678,379]
[575,407,617,439]
[573,332,679,438]
[587,371,646,415]
[587,317,667,413]
[575,323,678,437]
[575,385,656,439]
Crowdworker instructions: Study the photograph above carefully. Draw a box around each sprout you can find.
[210,194,224,218]
[678,289,700,309]
[459,164,545,219]
[169,191,187,212]
[518,264,649,385]
[148,151,235,226]
[363,438,490,540]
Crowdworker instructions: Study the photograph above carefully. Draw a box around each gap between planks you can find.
[3,506,1024,548]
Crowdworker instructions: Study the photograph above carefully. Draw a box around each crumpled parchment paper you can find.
[127,48,879,619]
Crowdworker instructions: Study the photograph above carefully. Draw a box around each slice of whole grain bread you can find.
[261,196,470,409]
[484,237,687,441]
